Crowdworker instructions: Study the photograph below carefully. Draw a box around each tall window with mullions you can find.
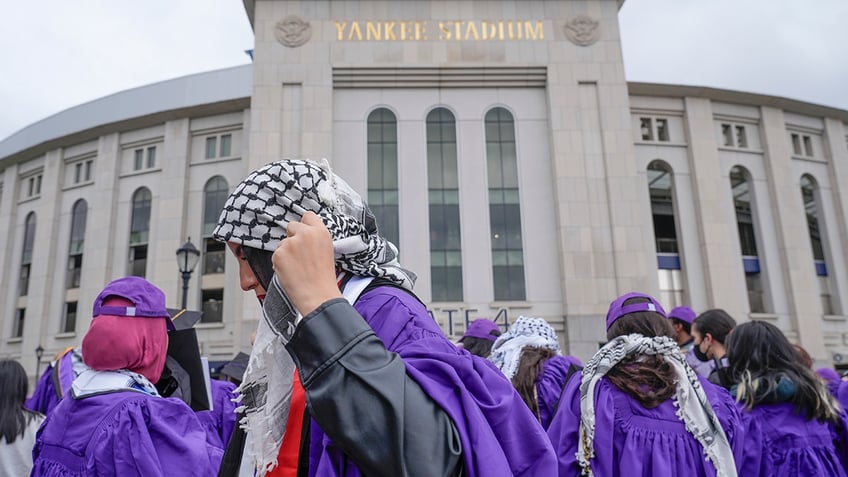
[800,174,835,315]
[66,199,87,290]
[730,166,766,313]
[485,107,525,301]
[367,108,400,250]
[427,108,463,302]
[202,176,229,275]
[19,212,37,298]
[129,187,151,277]
[647,161,685,308]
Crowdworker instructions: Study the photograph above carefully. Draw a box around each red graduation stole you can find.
[267,371,307,477]
[267,273,351,476]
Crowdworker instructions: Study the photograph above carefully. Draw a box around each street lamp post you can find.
[176,238,201,309]
[35,345,44,377]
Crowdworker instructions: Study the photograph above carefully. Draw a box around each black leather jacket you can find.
[286,297,463,477]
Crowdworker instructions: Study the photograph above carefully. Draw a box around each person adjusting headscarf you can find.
[213,158,556,476]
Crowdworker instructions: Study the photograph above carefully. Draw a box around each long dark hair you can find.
[725,321,840,423]
[605,300,678,408]
[692,309,736,345]
[512,347,557,420]
[0,360,40,443]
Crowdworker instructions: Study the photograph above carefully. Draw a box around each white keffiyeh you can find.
[577,334,737,477]
[72,368,160,398]
[214,158,415,475]
[489,316,561,380]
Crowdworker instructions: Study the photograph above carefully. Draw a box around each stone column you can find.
[681,97,748,319]
[823,119,848,312]
[759,106,825,360]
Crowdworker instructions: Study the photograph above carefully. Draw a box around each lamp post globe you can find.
[176,237,201,309]
[35,344,44,377]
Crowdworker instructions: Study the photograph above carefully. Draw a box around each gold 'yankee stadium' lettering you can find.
[335,20,543,41]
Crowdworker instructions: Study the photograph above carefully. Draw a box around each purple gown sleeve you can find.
[736,407,765,476]
[536,355,582,430]
[544,371,585,476]
[830,410,848,473]
[196,379,239,449]
[701,379,745,468]
[25,364,59,414]
[89,395,224,476]
[26,351,76,415]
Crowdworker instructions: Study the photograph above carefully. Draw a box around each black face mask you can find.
[693,343,710,362]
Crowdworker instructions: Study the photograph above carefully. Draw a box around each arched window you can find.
[800,175,833,314]
[19,212,36,297]
[730,166,766,313]
[15,212,36,337]
[367,108,400,249]
[200,176,228,323]
[67,199,87,289]
[485,107,525,300]
[63,199,87,334]
[647,161,685,307]
[129,187,152,277]
[427,108,463,302]
[202,176,229,275]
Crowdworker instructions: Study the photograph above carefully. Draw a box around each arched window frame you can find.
[647,160,686,307]
[202,176,229,275]
[66,199,88,290]
[129,187,152,277]
[485,106,526,301]
[426,107,463,302]
[800,174,835,314]
[730,165,767,313]
[366,107,400,250]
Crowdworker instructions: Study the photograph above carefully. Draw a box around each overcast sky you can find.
[1,0,846,141]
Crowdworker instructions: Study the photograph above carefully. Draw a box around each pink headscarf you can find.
[81,296,169,383]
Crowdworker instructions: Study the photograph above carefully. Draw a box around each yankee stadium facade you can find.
[2,0,848,373]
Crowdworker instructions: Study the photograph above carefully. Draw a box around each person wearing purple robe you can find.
[489,316,583,430]
[31,277,223,476]
[212,158,556,476]
[725,320,848,476]
[196,378,239,450]
[24,347,82,416]
[546,292,743,477]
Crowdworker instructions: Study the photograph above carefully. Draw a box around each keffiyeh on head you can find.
[213,158,416,475]
[489,316,561,380]
[577,334,737,477]
[213,158,415,289]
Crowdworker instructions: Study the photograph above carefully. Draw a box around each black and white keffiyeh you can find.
[489,316,561,380]
[72,368,160,398]
[213,158,415,475]
[213,158,415,289]
[577,334,737,477]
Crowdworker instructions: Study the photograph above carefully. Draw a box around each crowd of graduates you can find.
[2,158,847,477]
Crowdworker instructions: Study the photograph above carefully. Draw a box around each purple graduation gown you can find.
[736,402,848,477]
[546,372,744,477]
[196,378,239,450]
[25,350,75,415]
[306,286,557,476]
[537,355,583,430]
[31,390,223,476]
